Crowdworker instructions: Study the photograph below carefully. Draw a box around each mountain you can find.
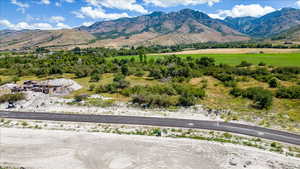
[78,9,249,47]
[223,16,256,33]
[2,8,300,50]
[270,25,300,42]
[0,29,96,50]
[225,8,300,37]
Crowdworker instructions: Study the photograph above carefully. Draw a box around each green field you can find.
[112,53,300,67]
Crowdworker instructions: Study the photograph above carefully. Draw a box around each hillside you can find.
[2,8,300,50]
[78,9,249,47]
[225,8,300,37]
[270,25,300,42]
[0,29,96,50]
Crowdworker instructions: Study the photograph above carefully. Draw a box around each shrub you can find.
[132,94,177,108]
[272,67,300,74]
[224,80,237,87]
[230,88,244,97]
[74,94,88,102]
[237,61,252,67]
[12,76,20,83]
[90,74,101,82]
[88,84,96,91]
[0,93,25,103]
[258,62,266,66]
[268,77,279,88]
[276,86,300,99]
[196,57,215,66]
[178,94,196,107]
[230,87,273,109]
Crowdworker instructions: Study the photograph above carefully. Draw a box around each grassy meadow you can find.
[112,53,300,67]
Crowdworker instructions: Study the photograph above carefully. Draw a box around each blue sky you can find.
[0,0,300,30]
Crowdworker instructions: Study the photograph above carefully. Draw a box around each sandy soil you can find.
[0,128,299,169]
[154,48,300,55]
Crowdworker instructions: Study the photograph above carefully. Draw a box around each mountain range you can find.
[1,8,300,50]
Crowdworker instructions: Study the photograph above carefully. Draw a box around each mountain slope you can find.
[270,25,300,42]
[3,8,300,50]
[225,8,300,37]
[79,9,249,47]
[0,29,96,50]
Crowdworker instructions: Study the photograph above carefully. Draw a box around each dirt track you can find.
[1,128,300,169]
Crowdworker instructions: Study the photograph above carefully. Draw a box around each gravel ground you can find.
[1,128,299,169]
[0,91,226,122]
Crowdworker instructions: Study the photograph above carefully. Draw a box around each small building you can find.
[11,80,63,94]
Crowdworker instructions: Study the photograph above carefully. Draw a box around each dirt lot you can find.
[1,128,300,169]
[157,48,300,55]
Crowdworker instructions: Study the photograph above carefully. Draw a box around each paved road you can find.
[1,111,300,145]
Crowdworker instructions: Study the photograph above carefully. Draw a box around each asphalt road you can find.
[1,111,300,145]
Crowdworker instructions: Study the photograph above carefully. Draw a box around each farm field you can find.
[113,53,300,67]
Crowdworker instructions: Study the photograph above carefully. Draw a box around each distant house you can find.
[11,80,63,94]
[284,41,293,45]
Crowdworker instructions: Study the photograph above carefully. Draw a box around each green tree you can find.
[268,77,279,88]
[121,65,129,76]
[12,76,20,83]
[90,74,101,82]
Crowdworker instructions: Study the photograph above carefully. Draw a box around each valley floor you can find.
[155,48,300,55]
[1,127,300,169]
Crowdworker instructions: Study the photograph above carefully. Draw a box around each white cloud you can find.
[55,2,61,6]
[55,0,75,7]
[143,0,220,7]
[0,20,15,28]
[56,22,71,29]
[0,20,52,30]
[40,0,50,5]
[209,4,276,19]
[0,19,72,30]
[73,6,129,20]
[82,21,94,27]
[11,0,29,13]
[296,0,300,7]
[72,11,85,18]
[85,0,148,14]
[50,16,65,23]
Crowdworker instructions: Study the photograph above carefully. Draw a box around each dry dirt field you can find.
[157,48,300,55]
[1,128,300,169]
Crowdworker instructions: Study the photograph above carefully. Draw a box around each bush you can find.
[0,93,25,103]
[196,57,215,66]
[276,86,300,99]
[74,94,88,102]
[230,88,244,97]
[237,61,252,67]
[90,74,101,82]
[88,84,96,91]
[230,87,273,109]
[268,77,279,88]
[258,62,266,66]
[132,94,177,108]
[178,94,196,107]
[12,76,20,83]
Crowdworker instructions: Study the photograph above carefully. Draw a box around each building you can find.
[11,80,63,94]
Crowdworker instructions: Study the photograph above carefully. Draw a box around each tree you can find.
[12,76,20,83]
[268,77,279,88]
[237,61,252,67]
[178,94,196,107]
[90,74,101,82]
[121,65,129,76]
[196,57,215,66]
